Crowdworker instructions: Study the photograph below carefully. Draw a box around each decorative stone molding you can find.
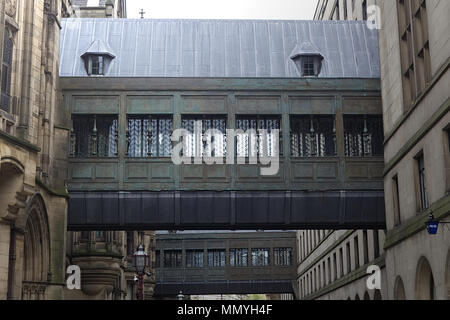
[5,0,17,18]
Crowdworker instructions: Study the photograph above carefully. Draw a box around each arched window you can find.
[394,276,406,300]
[363,291,371,300]
[374,289,382,300]
[22,196,51,300]
[415,257,435,300]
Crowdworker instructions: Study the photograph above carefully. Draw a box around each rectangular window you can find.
[346,243,351,273]
[230,249,248,267]
[333,253,337,281]
[290,115,336,157]
[302,56,315,76]
[236,116,281,158]
[344,115,384,157]
[373,231,380,259]
[274,248,293,266]
[392,175,402,225]
[126,232,134,256]
[339,248,344,277]
[72,115,118,157]
[252,248,270,266]
[398,0,431,110]
[327,257,331,284]
[186,250,204,268]
[417,153,428,211]
[163,250,182,268]
[363,230,369,265]
[181,116,227,157]
[89,56,104,75]
[207,250,226,267]
[1,31,13,113]
[127,116,172,157]
[354,236,360,269]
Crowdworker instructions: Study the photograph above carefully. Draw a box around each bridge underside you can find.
[154,281,294,296]
[67,190,386,231]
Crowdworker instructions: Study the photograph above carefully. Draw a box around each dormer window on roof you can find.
[290,42,324,77]
[81,40,115,76]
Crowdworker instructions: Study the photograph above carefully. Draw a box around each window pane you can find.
[208,250,226,267]
[251,248,270,266]
[1,31,13,113]
[291,116,336,157]
[181,116,227,157]
[236,116,281,157]
[274,248,293,266]
[72,116,118,157]
[344,115,383,157]
[164,250,182,268]
[186,250,204,268]
[230,249,248,267]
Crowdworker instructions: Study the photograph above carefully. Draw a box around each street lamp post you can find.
[133,244,149,300]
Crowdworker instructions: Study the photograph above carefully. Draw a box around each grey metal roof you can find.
[60,18,380,78]
[81,39,116,58]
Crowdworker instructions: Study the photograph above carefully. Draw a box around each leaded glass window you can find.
[127,116,172,157]
[344,115,383,157]
[274,248,293,266]
[229,249,248,267]
[87,55,105,76]
[236,116,281,158]
[181,116,227,157]
[290,115,336,157]
[208,250,226,267]
[72,115,118,157]
[163,250,182,268]
[1,30,13,113]
[186,250,204,268]
[251,248,270,266]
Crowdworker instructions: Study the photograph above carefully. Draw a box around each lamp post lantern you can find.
[133,244,149,300]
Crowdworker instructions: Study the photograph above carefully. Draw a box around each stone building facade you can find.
[377,0,450,300]
[306,0,450,300]
[71,0,126,18]
[0,0,74,300]
[297,0,387,301]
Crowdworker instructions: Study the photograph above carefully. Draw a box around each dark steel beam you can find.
[154,280,294,296]
[67,190,386,231]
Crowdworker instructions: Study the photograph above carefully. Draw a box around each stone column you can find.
[0,222,11,299]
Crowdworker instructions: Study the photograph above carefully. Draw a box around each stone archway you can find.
[394,276,406,300]
[21,195,51,300]
[415,256,435,300]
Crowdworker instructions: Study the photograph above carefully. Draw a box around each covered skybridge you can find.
[60,18,385,231]
[153,231,297,297]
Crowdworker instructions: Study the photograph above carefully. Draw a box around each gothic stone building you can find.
[308,0,450,300]
[59,18,384,300]
[0,0,75,300]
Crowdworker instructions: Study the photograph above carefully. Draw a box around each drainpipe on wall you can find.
[7,224,16,300]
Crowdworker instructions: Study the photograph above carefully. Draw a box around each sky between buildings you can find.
[127,0,318,20]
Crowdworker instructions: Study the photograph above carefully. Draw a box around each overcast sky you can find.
[127,0,318,20]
